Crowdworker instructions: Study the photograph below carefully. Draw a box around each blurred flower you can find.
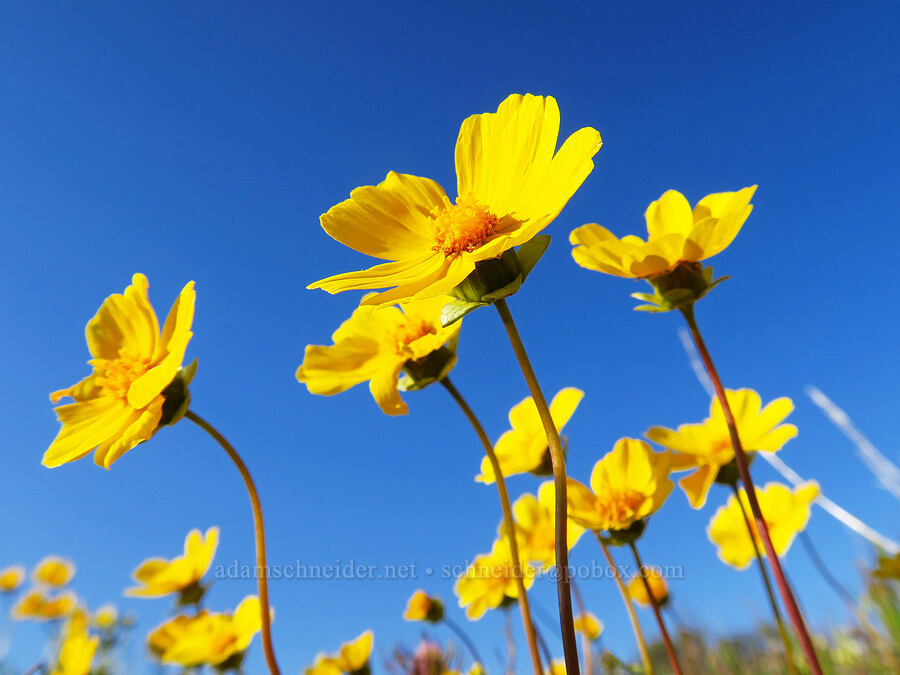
[13,589,78,621]
[0,565,25,592]
[126,527,218,599]
[92,604,118,630]
[50,609,98,675]
[297,295,460,416]
[44,273,196,469]
[508,480,584,570]
[147,596,264,667]
[309,94,601,306]
[547,661,567,675]
[33,556,76,587]
[873,552,900,581]
[304,631,374,675]
[567,438,673,536]
[404,590,444,623]
[707,481,819,569]
[647,389,797,508]
[570,187,755,280]
[455,537,535,620]
[628,568,669,608]
[573,612,603,640]
[476,388,583,484]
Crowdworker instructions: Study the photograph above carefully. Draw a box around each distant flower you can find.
[126,527,218,599]
[455,537,535,620]
[44,273,195,469]
[628,568,669,608]
[476,388,583,484]
[147,596,264,667]
[573,612,603,640]
[647,389,797,508]
[707,481,819,570]
[0,565,25,593]
[13,589,78,621]
[403,590,444,623]
[309,94,601,306]
[547,661,567,675]
[304,631,374,675]
[33,556,76,587]
[50,609,98,675]
[508,481,584,570]
[567,438,673,535]
[297,295,460,416]
[873,552,900,581]
[92,604,118,630]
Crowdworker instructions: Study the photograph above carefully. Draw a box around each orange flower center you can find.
[96,353,152,400]
[599,490,646,528]
[394,318,437,355]
[432,195,500,255]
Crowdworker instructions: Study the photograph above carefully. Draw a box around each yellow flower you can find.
[309,94,601,306]
[570,187,756,279]
[573,612,603,640]
[304,631,374,675]
[646,389,797,509]
[567,438,673,534]
[455,537,535,620]
[126,527,218,598]
[44,273,196,469]
[297,294,460,416]
[627,568,669,608]
[508,481,585,570]
[0,565,25,592]
[305,655,343,675]
[707,481,819,570]
[50,610,98,675]
[33,556,76,587]
[476,388,583,484]
[547,661,567,675]
[404,590,444,622]
[13,589,78,621]
[92,604,118,630]
[147,596,264,667]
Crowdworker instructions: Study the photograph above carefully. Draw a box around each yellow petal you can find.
[644,190,693,239]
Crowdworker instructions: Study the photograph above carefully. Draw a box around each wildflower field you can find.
[1,3,898,675]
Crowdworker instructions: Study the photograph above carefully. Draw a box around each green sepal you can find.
[440,298,488,326]
[598,519,646,546]
[399,343,458,392]
[632,263,728,312]
[158,359,198,428]
[515,234,551,281]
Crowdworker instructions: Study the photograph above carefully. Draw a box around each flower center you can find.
[95,352,152,400]
[599,490,646,527]
[394,318,437,355]
[432,195,500,255]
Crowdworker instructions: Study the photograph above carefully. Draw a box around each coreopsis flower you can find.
[476,388,583,484]
[646,389,797,508]
[304,631,374,675]
[567,438,673,537]
[92,604,118,630]
[548,661,567,675]
[454,537,535,620]
[507,480,585,570]
[13,589,78,621]
[33,556,75,587]
[573,612,603,640]
[627,568,669,608]
[0,565,25,592]
[50,609,98,675]
[297,294,460,416]
[147,596,264,667]
[707,481,819,570]
[309,94,602,307]
[126,527,218,599]
[44,273,196,469]
[403,590,444,622]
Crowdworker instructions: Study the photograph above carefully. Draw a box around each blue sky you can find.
[1,0,899,672]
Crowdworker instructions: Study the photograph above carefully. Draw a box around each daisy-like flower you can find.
[567,438,673,536]
[0,565,25,593]
[573,612,603,640]
[126,527,218,599]
[476,388,583,484]
[33,556,75,587]
[627,568,669,608]
[506,480,585,570]
[403,590,444,623]
[92,604,118,630]
[304,631,374,675]
[50,609,98,675]
[708,481,819,570]
[44,273,195,469]
[297,295,460,416]
[147,596,264,667]
[13,589,78,621]
[454,537,535,620]
[309,94,602,306]
[646,389,797,509]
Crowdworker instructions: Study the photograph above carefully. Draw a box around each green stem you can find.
[185,410,282,675]
[495,298,580,675]
[628,542,683,675]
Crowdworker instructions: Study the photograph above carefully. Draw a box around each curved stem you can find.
[597,537,653,675]
[680,305,822,675]
[441,377,544,675]
[731,482,799,675]
[444,616,484,667]
[495,299,580,675]
[628,543,683,675]
[571,580,593,675]
[185,410,282,675]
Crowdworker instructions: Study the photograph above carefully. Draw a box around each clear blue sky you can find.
[1,1,898,672]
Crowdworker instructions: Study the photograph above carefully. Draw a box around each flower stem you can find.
[596,536,653,675]
[185,410,282,675]
[571,581,593,675]
[444,616,484,668]
[495,298,580,675]
[441,377,544,675]
[730,482,799,675]
[628,542,683,675]
[680,304,821,675]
